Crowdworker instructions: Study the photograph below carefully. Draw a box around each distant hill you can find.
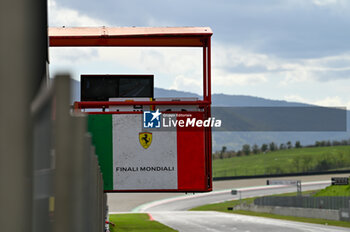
[71,79,350,151]
[154,87,349,151]
[212,94,306,107]
[71,79,305,107]
[155,87,306,106]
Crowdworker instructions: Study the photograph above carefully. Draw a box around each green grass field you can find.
[109,214,177,232]
[213,146,350,177]
[314,184,350,197]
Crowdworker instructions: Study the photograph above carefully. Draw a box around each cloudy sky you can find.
[49,0,350,108]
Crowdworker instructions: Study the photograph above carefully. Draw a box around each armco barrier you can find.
[31,75,106,232]
[254,196,350,210]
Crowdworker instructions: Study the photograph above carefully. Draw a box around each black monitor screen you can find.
[81,75,154,101]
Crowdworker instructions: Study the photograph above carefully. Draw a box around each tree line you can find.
[213,138,350,160]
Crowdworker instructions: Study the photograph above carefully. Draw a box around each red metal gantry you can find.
[49,27,213,192]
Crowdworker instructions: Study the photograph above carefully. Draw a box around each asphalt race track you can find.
[135,181,330,212]
[108,174,350,231]
[108,173,349,212]
[150,211,350,232]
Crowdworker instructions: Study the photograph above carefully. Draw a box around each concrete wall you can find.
[339,208,350,222]
[235,204,340,221]
[254,196,350,210]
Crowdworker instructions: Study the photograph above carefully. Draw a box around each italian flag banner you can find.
[88,113,208,192]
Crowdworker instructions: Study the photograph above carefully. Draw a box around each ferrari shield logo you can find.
[139,132,152,149]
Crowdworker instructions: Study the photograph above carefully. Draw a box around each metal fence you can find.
[254,196,350,210]
[31,74,106,232]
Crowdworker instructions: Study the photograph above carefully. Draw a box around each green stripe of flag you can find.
[88,114,113,190]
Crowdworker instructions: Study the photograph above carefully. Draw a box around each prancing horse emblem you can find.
[139,132,152,149]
